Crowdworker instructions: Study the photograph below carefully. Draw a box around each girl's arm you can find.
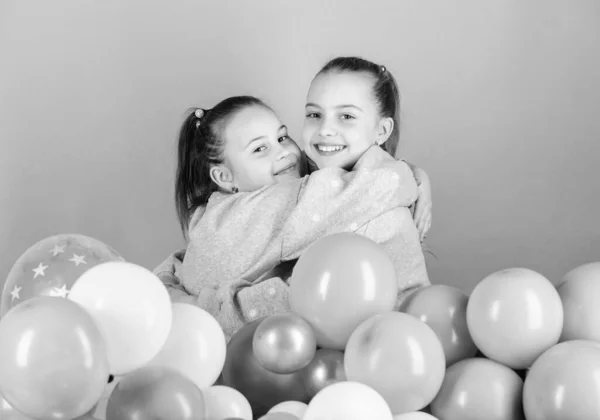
[405,161,433,242]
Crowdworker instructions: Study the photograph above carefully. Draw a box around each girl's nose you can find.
[318,119,337,137]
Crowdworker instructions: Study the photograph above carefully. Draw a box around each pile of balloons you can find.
[219,233,600,420]
[1,232,600,420]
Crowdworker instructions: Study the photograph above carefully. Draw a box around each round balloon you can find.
[106,366,205,420]
[557,262,600,342]
[466,268,563,369]
[258,414,298,420]
[0,297,110,420]
[147,303,226,388]
[0,393,37,420]
[68,261,172,375]
[253,313,316,374]
[290,233,398,350]
[523,340,600,420]
[1,234,123,317]
[202,385,253,420]
[303,381,393,420]
[401,285,477,366]
[393,413,438,420]
[299,348,346,398]
[345,312,445,414]
[221,318,310,418]
[268,401,308,418]
[430,357,524,420]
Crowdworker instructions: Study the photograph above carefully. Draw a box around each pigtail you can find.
[175,110,202,236]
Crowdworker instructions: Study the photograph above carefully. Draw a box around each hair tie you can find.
[195,108,205,119]
[380,65,386,73]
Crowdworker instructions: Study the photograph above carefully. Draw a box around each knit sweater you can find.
[153,146,430,339]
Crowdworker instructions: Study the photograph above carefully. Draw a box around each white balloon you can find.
[303,382,393,420]
[69,261,172,375]
[393,412,438,420]
[268,400,308,417]
[147,303,226,388]
[202,385,253,420]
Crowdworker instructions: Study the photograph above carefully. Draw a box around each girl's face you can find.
[302,71,383,170]
[221,105,303,192]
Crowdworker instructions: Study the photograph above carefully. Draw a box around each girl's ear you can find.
[375,116,394,146]
[209,164,235,191]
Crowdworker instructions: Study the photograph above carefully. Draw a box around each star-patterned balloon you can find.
[1,234,124,317]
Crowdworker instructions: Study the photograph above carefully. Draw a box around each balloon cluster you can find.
[2,233,600,420]
[221,234,600,420]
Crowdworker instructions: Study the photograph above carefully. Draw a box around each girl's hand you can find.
[411,168,432,242]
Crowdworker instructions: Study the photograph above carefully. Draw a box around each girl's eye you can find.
[278,135,290,143]
[306,112,320,118]
[253,145,267,153]
[340,114,355,120]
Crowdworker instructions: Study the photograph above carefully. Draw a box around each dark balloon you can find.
[106,366,205,420]
[300,348,346,398]
[222,318,310,418]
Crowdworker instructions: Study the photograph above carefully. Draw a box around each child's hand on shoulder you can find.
[411,168,432,242]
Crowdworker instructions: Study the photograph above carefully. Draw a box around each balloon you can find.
[68,261,172,375]
[258,414,298,420]
[430,357,524,420]
[466,268,563,369]
[268,401,308,418]
[556,261,600,287]
[523,340,600,420]
[253,313,316,374]
[147,303,226,388]
[303,381,393,420]
[0,394,36,420]
[345,312,445,414]
[299,348,346,398]
[557,262,600,342]
[393,413,438,420]
[106,366,205,420]
[202,385,253,420]
[221,318,310,418]
[401,285,477,366]
[1,234,123,317]
[0,297,109,420]
[290,233,398,350]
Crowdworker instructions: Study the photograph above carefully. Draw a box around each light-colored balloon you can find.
[523,340,600,420]
[1,234,123,317]
[430,357,524,420]
[466,268,563,369]
[258,413,298,420]
[290,233,398,350]
[202,385,253,420]
[147,303,226,388]
[253,313,316,374]
[268,401,308,417]
[401,285,477,366]
[303,381,393,420]
[69,261,172,375]
[557,262,600,342]
[0,297,109,420]
[345,312,445,414]
[393,413,438,420]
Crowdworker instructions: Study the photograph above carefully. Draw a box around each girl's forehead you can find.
[307,71,376,107]
[224,106,283,149]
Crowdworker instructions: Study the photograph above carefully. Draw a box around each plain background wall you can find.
[1,0,599,293]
